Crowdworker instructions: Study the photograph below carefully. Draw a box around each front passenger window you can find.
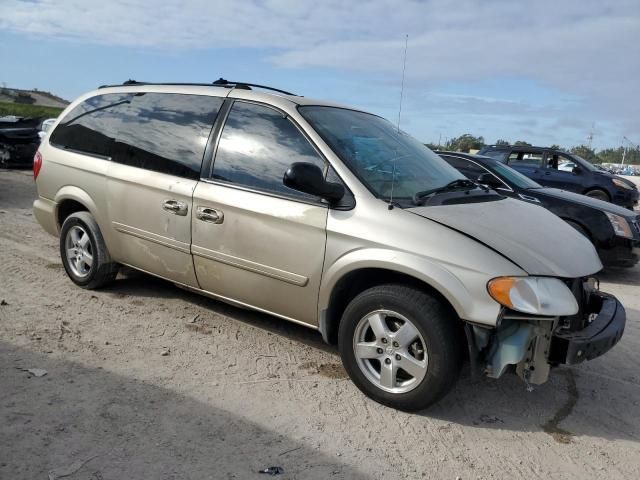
[211,101,326,200]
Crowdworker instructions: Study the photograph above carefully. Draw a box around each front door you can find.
[105,92,224,285]
[191,100,329,325]
[506,150,545,183]
[539,152,584,192]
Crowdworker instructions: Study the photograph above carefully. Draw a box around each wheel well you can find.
[561,218,592,242]
[323,268,462,345]
[583,187,610,201]
[57,199,88,228]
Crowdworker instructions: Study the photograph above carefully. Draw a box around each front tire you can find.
[338,284,463,411]
[585,189,610,202]
[59,211,119,289]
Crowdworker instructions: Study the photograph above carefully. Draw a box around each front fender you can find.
[319,247,513,326]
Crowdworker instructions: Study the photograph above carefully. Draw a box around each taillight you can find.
[33,151,43,180]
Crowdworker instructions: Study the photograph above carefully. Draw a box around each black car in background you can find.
[478,144,639,209]
[438,151,640,268]
[0,116,41,168]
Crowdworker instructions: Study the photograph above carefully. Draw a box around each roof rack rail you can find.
[98,78,296,96]
[211,78,295,96]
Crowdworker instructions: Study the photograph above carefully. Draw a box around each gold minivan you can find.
[33,80,626,410]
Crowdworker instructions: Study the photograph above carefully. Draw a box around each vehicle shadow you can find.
[597,265,640,287]
[101,270,640,444]
[0,341,367,479]
[103,268,334,354]
[423,365,640,444]
[425,305,640,444]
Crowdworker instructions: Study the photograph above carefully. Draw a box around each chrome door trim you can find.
[191,244,309,287]
[112,222,191,253]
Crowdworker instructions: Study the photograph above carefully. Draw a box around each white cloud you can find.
[1,0,638,145]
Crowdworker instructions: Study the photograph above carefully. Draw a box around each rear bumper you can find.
[33,196,59,237]
[549,292,625,365]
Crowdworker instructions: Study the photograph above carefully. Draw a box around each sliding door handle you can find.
[196,206,224,224]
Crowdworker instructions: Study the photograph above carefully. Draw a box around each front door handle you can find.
[196,206,224,224]
[162,199,188,216]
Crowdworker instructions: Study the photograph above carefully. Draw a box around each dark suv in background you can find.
[478,145,639,209]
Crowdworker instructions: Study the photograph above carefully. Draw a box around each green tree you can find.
[570,145,601,164]
[446,134,485,152]
[513,140,532,146]
[494,139,509,146]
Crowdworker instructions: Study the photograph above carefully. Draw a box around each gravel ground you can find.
[1,169,639,479]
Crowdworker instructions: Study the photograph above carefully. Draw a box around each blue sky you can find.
[1,0,638,150]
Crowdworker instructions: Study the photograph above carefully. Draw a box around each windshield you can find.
[489,159,542,189]
[298,106,465,200]
[569,154,597,172]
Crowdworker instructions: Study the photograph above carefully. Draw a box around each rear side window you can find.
[113,93,223,179]
[211,101,326,200]
[481,149,508,161]
[50,93,131,157]
[508,151,543,168]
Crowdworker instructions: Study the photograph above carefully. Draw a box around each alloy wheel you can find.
[353,309,428,394]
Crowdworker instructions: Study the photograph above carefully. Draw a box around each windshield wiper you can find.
[413,179,478,205]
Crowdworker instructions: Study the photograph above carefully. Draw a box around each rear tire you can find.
[585,189,610,202]
[338,284,463,411]
[59,211,119,289]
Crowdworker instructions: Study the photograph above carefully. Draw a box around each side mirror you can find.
[477,172,503,189]
[283,162,345,203]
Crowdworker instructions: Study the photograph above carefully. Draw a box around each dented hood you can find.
[409,197,602,278]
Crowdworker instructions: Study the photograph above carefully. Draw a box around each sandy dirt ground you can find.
[1,169,639,479]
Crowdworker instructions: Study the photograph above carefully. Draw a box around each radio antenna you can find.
[388,34,408,210]
[397,34,408,132]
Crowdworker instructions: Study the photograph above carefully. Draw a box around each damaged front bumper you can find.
[470,286,626,385]
[548,292,625,365]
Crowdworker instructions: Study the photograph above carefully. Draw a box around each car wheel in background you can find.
[564,220,590,240]
[585,189,610,202]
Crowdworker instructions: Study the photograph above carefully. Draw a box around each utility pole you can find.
[621,136,639,167]
[587,122,594,150]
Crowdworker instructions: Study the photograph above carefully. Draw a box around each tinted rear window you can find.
[481,149,508,161]
[113,93,223,179]
[50,92,223,179]
[50,93,131,157]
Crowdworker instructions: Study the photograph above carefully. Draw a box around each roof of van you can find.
[91,81,359,112]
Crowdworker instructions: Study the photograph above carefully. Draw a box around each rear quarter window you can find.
[50,93,131,158]
[50,92,224,179]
